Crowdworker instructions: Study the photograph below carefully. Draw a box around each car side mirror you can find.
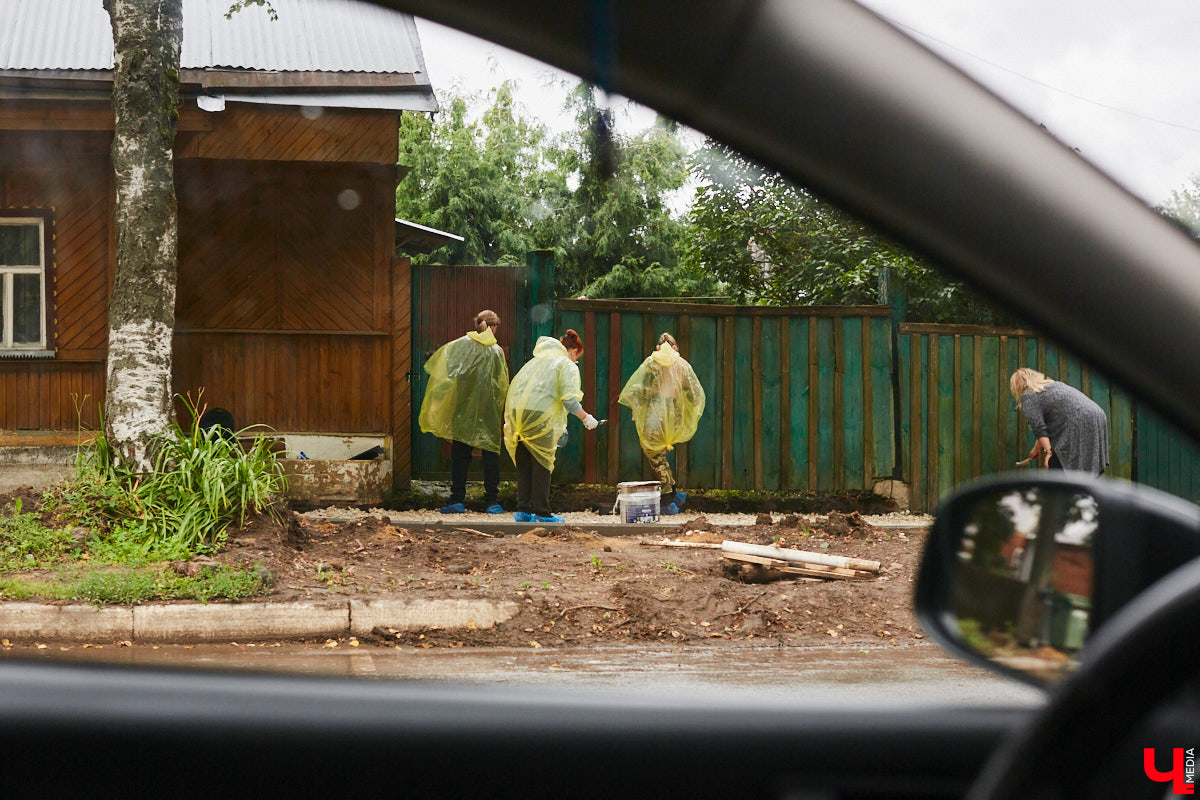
[915,473,1200,687]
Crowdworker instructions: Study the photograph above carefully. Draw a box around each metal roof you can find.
[0,0,430,76]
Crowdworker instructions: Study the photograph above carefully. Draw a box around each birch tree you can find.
[102,0,183,470]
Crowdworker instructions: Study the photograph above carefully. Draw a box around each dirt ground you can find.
[220,508,928,649]
[0,484,929,649]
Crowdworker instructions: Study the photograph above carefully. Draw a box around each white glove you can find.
[582,413,599,430]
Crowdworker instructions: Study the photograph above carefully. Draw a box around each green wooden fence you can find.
[411,257,1200,511]
[897,324,1134,512]
[553,300,896,492]
[1136,407,1200,501]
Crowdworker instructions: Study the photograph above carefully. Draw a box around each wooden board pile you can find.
[646,538,881,583]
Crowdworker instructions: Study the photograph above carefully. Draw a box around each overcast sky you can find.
[417,3,1200,208]
[415,18,660,140]
[854,0,1200,207]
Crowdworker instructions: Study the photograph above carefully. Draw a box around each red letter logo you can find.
[1145,748,1195,795]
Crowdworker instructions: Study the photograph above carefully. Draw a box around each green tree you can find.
[396,82,554,265]
[542,84,690,294]
[683,141,1011,324]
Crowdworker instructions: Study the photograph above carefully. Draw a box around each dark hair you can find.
[657,332,678,351]
[560,329,584,354]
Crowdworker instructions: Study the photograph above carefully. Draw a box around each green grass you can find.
[0,501,78,570]
[0,563,267,605]
[0,396,284,605]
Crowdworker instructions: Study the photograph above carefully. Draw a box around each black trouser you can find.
[449,440,500,505]
[514,441,553,517]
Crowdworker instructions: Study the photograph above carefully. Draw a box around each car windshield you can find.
[0,0,1188,704]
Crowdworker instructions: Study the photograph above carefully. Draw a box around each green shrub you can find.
[48,398,287,561]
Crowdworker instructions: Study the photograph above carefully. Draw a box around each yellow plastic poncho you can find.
[503,336,584,472]
[618,343,706,454]
[418,329,510,453]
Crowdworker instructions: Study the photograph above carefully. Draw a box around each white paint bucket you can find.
[614,480,661,523]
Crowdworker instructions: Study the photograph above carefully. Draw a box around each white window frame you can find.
[0,217,47,351]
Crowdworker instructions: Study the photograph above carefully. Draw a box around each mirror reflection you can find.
[952,486,1096,682]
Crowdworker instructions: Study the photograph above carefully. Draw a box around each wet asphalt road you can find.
[4,642,1043,706]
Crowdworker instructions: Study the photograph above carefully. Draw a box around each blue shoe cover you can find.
[513,511,533,522]
[662,502,680,516]
[532,514,565,523]
[485,504,504,514]
[439,502,466,514]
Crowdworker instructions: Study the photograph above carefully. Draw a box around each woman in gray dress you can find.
[1010,367,1109,475]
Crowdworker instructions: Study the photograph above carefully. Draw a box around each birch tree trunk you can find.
[103,0,183,471]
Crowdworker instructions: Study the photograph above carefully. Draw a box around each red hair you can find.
[560,329,584,355]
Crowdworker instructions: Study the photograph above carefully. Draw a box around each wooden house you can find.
[0,0,438,496]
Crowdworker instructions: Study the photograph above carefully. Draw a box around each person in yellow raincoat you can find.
[618,332,705,515]
[419,310,510,514]
[503,329,601,523]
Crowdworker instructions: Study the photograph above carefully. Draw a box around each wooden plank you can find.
[779,317,792,490]
[937,335,956,500]
[584,311,597,484]
[838,316,863,490]
[861,317,874,486]
[952,335,962,484]
[900,322,1037,336]
[908,334,923,511]
[926,334,939,512]
[720,541,881,572]
[973,335,983,476]
[998,336,1009,472]
[832,317,845,491]
[752,316,764,491]
[808,317,819,491]
[685,314,718,488]
[620,314,645,481]
[733,316,755,489]
[607,315,622,485]
[557,299,891,317]
[721,316,735,489]
[788,315,809,491]
[677,313,691,490]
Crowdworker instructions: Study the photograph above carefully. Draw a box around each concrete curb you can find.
[0,598,521,643]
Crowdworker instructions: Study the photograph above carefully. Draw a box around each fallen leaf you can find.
[324,639,339,649]
[348,638,360,648]
[35,643,47,649]
[529,641,542,648]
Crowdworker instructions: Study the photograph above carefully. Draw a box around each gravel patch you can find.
[301,506,932,529]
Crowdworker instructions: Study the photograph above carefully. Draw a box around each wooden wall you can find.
[173,159,398,435]
[1,102,406,474]
[0,130,111,430]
